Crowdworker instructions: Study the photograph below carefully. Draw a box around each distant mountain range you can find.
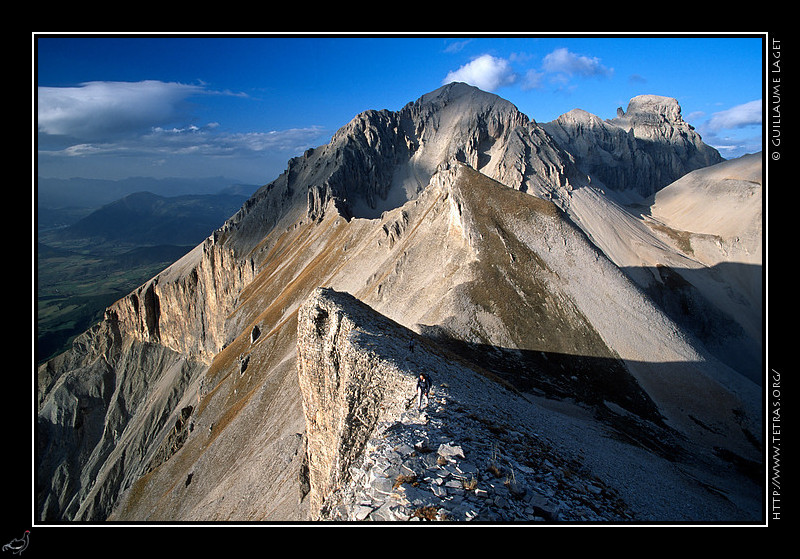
[37,178,259,234]
[37,176,258,210]
[36,186,258,363]
[60,190,252,246]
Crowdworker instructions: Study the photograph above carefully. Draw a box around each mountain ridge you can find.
[36,82,763,523]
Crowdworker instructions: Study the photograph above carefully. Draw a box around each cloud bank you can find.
[541,47,612,78]
[37,80,328,182]
[697,99,763,157]
[706,99,762,131]
[38,80,205,140]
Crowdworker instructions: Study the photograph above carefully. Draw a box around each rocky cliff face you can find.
[299,82,582,222]
[542,94,724,198]
[36,236,256,520]
[36,83,762,523]
[296,287,633,522]
[296,288,418,517]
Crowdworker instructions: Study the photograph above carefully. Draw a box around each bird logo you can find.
[2,531,29,555]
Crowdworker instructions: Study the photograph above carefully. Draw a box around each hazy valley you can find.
[36,187,256,362]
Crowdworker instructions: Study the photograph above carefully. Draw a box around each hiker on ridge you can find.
[416,372,432,410]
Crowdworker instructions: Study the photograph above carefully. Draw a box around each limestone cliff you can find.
[296,288,417,517]
[36,235,256,520]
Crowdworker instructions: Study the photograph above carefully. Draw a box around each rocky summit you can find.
[36,83,763,524]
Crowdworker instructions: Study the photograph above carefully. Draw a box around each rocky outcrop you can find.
[542,95,723,197]
[295,287,628,522]
[297,288,418,517]
[105,241,254,361]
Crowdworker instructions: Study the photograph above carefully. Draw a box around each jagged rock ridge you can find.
[36,83,762,523]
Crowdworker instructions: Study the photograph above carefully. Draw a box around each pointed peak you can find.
[414,82,518,114]
[425,81,491,100]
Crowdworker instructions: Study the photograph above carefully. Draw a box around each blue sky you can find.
[35,33,765,187]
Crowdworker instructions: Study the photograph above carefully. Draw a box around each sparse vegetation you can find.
[411,506,444,521]
[393,474,418,489]
[487,444,502,477]
[504,468,517,488]
[647,222,695,255]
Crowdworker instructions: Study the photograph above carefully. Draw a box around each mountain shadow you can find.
[416,330,763,487]
[622,261,762,386]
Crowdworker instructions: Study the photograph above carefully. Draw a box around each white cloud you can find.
[696,100,763,159]
[37,80,206,140]
[444,39,472,54]
[442,54,517,91]
[190,127,328,155]
[39,124,330,184]
[542,47,612,78]
[36,80,331,183]
[706,99,762,131]
[542,48,613,77]
[686,110,706,122]
[37,79,326,166]
[442,47,614,95]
